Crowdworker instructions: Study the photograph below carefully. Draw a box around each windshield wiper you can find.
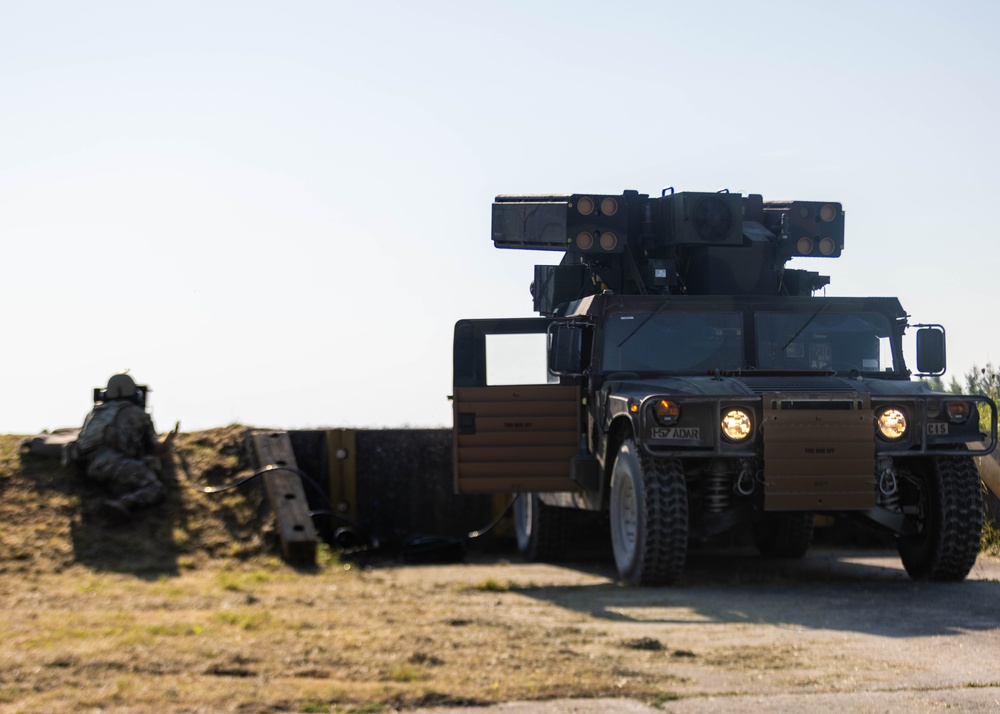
[780,303,831,352]
[616,301,672,349]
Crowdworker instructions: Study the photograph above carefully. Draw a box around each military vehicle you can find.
[452,188,997,585]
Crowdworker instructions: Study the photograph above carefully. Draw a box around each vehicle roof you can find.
[563,293,907,321]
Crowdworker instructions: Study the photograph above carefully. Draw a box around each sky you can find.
[1,1,998,435]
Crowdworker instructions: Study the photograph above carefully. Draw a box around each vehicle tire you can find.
[752,513,815,558]
[897,455,983,581]
[513,493,571,562]
[609,439,688,586]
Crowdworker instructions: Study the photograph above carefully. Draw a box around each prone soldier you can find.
[73,373,176,521]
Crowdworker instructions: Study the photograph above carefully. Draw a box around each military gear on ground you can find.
[17,428,80,460]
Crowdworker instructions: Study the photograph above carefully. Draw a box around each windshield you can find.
[755,311,896,373]
[602,311,744,373]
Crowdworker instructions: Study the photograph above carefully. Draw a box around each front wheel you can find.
[609,439,688,586]
[897,455,983,581]
[513,493,571,562]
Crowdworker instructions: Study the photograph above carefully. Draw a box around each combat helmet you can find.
[105,373,140,402]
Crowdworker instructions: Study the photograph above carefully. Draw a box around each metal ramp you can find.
[247,430,319,564]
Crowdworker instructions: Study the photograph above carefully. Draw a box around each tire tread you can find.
[633,445,688,586]
[898,455,983,581]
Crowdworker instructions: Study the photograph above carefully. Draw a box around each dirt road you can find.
[411,547,1000,713]
[2,539,997,712]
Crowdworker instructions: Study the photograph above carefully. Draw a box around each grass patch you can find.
[297,703,330,713]
[385,664,424,682]
[216,569,273,592]
[982,517,1000,556]
[316,543,340,567]
[622,636,664,651]
[210,610,273,631]
[650,691,683,706]
[145,623,203,636]
[467,577,510,592]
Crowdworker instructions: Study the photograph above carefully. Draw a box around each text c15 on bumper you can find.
[876,407,907,440]
[721,408,752,441]
[653,399,681,425]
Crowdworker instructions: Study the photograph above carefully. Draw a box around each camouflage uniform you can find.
[78,399,165,509]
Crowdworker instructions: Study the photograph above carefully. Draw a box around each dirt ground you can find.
[3,546,998,713]
[409,549,1000,714]
[3,431,1000,713]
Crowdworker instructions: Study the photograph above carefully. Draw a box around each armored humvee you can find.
[452,188,997,584]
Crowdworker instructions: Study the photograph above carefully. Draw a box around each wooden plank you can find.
[247,430,319,564]
[761,394,876,511]
[457,445,580,464]
[455,400,578,417]
[767,475,876,492]
[765,441,875,460]
[453,384,583,494]
[469,416,580,433]
[765,492,875,511]
[325,429,358,530]
[457,461,576,478]
[455,385,579,402]
[767,459,877,478]
[458,431,582,448]
[763,422,875,443]
[457,476,577,494]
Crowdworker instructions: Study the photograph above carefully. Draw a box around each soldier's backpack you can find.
[76,401,128,456]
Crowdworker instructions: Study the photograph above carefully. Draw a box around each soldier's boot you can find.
[126,479,166,510]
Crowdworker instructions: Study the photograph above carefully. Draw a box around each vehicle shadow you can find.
[513,546,1000,639]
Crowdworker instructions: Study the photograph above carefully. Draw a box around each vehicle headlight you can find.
[877,407,907,440]
[721,409,752,441]
[945,400,971,424]
[653,399,680,426]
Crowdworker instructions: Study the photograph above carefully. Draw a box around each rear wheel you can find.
[609,439,688,586]
[897,455,983,581]
[513,493,571,561]
[752,513,815,558]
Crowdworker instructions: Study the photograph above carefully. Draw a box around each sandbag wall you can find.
[287,429,500,550]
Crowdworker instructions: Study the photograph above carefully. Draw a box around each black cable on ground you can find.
[185,462,365,531]
[467,493,518,539]
[185,458,519,565]
[394,494,518,564]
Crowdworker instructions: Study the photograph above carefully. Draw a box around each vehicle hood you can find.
[602,373,936,399]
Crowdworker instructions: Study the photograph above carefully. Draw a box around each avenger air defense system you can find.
[452,188,997,585]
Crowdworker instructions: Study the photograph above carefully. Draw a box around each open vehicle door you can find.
[452,318,583,494]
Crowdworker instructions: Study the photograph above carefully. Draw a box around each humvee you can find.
[452,189,997,584]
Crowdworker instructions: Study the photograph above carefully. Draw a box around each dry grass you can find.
[0,561,696,711]
[0,430,686,713]
[0,557,682,712]
[4,431,1000,712]
[977,454,1000,556]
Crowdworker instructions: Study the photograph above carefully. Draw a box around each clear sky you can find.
[2,1,997,434]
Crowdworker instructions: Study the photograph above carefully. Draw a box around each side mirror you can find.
[916,326,946,376]
[549,323,586,376]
